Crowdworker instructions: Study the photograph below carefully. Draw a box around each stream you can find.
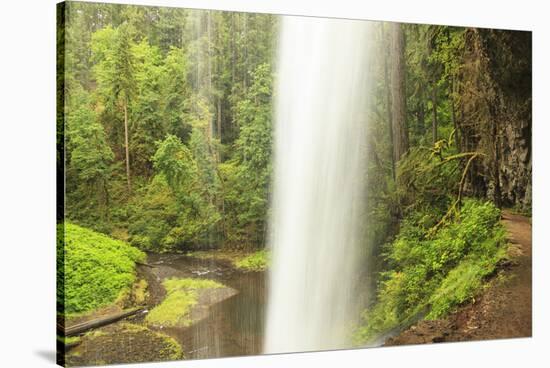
[145,253,266,359]
[66,253,266,365]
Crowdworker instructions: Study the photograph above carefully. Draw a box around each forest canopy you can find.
[58,3,531,256]
[60,3,275,251]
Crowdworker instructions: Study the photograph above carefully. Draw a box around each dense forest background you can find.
[59,2,276,251]
[58,2,531,257]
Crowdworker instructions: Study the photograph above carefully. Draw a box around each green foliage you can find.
[152,134,196,190]
[396,135,460,215]
[127,176,177,250]
[354,199,506,344]
[233,249,270,271]
[66,89,114,183]
[63,4,276,252]
[222,63,273,247]
[161,47,192,140]
[65,86,114,225]
[145,278,224,327]
[128,134,220,251]
[92,24,135,111]
[58,223,145,314]
[128,39,166,176]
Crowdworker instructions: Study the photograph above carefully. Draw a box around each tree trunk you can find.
[217,96,222,140]
[123,100,131,192]
[231,14,236,84]
[62,307,144,337]
[207,11,212,97]
[390,23,408,163]
[417,100,425,137]
[450,77,460,151]
[243,14,248,90]
[431,84,438,144]
[381,24,395,181]
[196,14,201,91]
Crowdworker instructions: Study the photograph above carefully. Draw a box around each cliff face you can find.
[457,29,531,211]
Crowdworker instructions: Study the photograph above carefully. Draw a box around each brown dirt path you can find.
[385,210,532,346]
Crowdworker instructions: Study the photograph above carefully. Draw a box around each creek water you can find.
[265,16,372,354]
[145,253,266,359]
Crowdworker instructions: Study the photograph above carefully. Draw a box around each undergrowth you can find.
[58,223,146,315]
[354,199,507,344]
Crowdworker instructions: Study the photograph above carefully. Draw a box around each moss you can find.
[145,278,224,327]
[120,322,149,333]
[158,335,185,360]
[58,223,146,315]
[133,279,149,305]
[146,289,197,327]
[119,321,182,357]
[57,335,81,345]
[188,249,270,271]
[74,323,184,363]
[163,278,223,292]
[233,249,270,271]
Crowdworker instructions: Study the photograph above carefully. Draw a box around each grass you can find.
[58,223,146,315]
[145,278,224,327]
[354,199,508,344]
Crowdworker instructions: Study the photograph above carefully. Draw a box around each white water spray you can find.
[264,16,372,353]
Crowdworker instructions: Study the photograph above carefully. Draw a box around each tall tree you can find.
[92,23,136,192]
[115,23,135,192]
[381,24,395,181]
[390,23,409,163]
[431,84,438,144]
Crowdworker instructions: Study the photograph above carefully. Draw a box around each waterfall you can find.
[264,16,372,354]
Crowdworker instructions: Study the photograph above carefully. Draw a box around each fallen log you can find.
[62,307,146,337]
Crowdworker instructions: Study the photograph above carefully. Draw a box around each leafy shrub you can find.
[58,223,146,314]
[354,199,506,344]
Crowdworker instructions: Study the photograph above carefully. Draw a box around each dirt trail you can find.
[386,210,532,345]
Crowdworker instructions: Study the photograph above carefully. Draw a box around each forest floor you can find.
[385,210,532,346]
